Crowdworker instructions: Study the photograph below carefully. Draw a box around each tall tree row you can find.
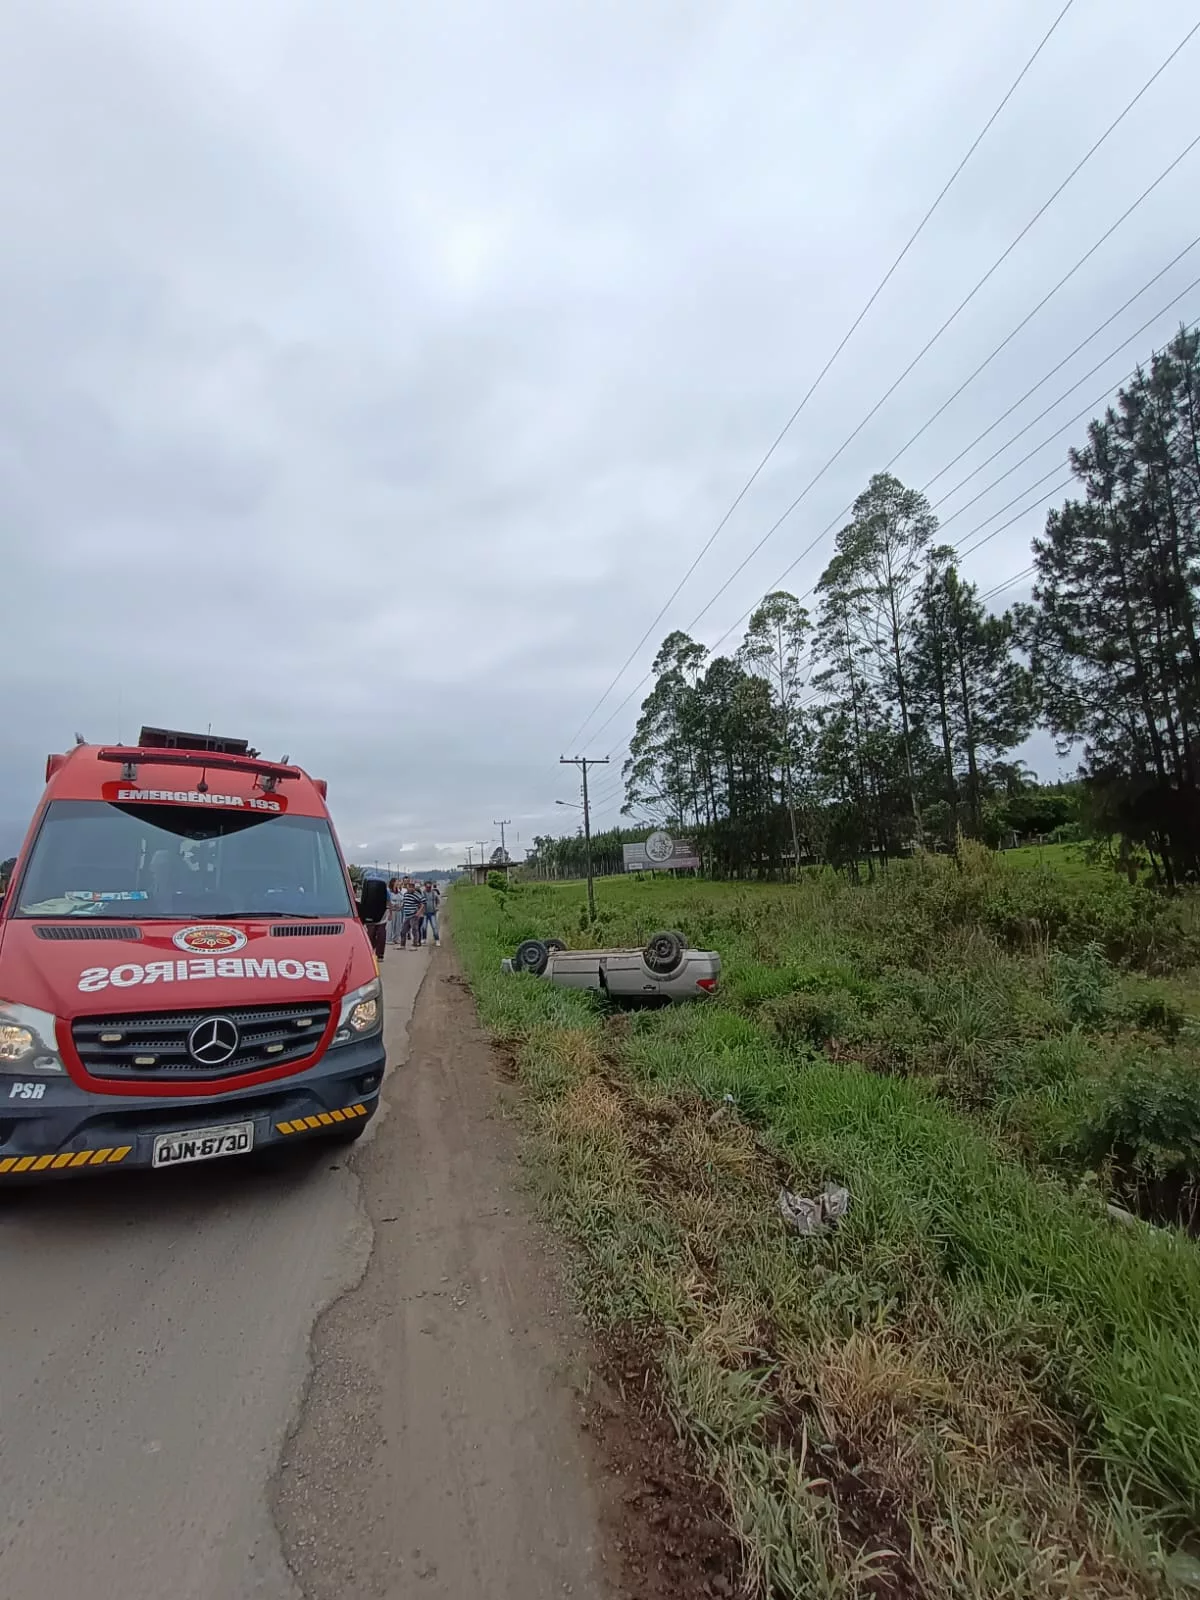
[530,327,1200,884]
[615,469,1036,875]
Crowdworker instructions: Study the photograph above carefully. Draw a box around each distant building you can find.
[461,861,498,886]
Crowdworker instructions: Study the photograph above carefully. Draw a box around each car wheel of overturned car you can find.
[643,929,686,975]
[513,938,550,976]
[544,938,567,953]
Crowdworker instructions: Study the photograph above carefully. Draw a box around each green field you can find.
[997,841,1105,880]
[452,854,1200,1598]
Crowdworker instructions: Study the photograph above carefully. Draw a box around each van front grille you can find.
[72,1003,332,1080]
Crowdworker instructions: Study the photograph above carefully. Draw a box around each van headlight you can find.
[0,1000,66,1074]
[331,978,383,1047]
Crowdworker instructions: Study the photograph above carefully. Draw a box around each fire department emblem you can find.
[172,924,248,955]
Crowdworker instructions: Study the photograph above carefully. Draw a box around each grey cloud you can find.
[0,0,1196,865]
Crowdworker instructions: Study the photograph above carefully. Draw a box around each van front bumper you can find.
[0,1036,386,1180]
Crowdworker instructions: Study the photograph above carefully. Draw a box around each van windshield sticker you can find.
[115,788,282,813]
[77,958,331,993]
[67,890,149,903]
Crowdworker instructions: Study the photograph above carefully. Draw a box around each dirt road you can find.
[272,960,610,1600]
[0,944,612,1600]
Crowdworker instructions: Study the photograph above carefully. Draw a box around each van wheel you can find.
[513,939,550,976]
[644,930,685,975]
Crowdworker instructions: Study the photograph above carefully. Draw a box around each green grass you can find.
[451,856,1200,1598]
[997,842,1103,882]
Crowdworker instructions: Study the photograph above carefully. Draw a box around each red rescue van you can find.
[0,727,385,1181]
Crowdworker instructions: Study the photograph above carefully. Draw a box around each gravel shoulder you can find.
[271,946,614,1600]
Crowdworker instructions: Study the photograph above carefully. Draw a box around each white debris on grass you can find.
[779,1184,850,1237]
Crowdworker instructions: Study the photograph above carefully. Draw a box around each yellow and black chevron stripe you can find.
[0,1146,132,1175]
[276,1103,369,1136]
[0,1104,372,1172]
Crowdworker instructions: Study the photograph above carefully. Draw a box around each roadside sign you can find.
[623,835,700,872]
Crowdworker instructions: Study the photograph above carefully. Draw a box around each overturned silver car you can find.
[501,930,720,1001]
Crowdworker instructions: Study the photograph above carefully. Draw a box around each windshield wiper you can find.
[214,911,348,920]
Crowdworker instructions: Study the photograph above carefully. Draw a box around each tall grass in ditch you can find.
[452,865,1200,1596]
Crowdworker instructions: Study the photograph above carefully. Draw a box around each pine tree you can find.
[1024,326,1200,882]
[911,549,1033,837]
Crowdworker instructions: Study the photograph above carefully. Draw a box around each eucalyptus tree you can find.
[912,549,1034,834]
[739,590,811,872]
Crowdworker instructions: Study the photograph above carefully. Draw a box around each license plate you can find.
[152,1121,255,1169]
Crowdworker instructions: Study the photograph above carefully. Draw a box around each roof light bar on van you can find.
[137,726,251,756]
[96,749,302,784]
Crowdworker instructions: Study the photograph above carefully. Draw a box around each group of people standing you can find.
[387,877,440,948]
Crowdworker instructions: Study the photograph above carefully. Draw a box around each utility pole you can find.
[493,819,511,869]
[560,756,608,923]
[476,841,488,873]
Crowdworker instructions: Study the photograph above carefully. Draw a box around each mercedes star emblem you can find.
[188,1015,240,1066]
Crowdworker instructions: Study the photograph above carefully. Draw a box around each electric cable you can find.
[561,0,1082,751]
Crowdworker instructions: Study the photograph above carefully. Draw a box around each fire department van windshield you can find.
[0,745,386,1184]
[16,801,353,925]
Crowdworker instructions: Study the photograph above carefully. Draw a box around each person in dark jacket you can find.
[358,877,389,960]
[420,881,441,946]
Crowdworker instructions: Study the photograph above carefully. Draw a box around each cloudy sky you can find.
[1,0,1197,867]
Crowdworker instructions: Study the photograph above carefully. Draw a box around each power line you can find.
[679,301,1200,682]
[979,564,1038,604]
[951,465,1071,553]
[599,460,1125,773]
[560,0,1079,753]
[956,476,1076,561]
[934,311,1200,530]
[583,277,1200,757]
[594,488,1072,800]
[757,475,1073,710]
[930,277,1200,508]
[883,133,1200,469]
[590,257,1200,767]
[683,125,1200,638]
[567,22,1199,754]
[922,233,1200,490]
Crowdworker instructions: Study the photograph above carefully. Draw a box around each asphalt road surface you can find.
[1,941,608,1600]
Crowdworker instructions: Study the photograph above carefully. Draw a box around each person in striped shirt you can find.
[397,880,424,948]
